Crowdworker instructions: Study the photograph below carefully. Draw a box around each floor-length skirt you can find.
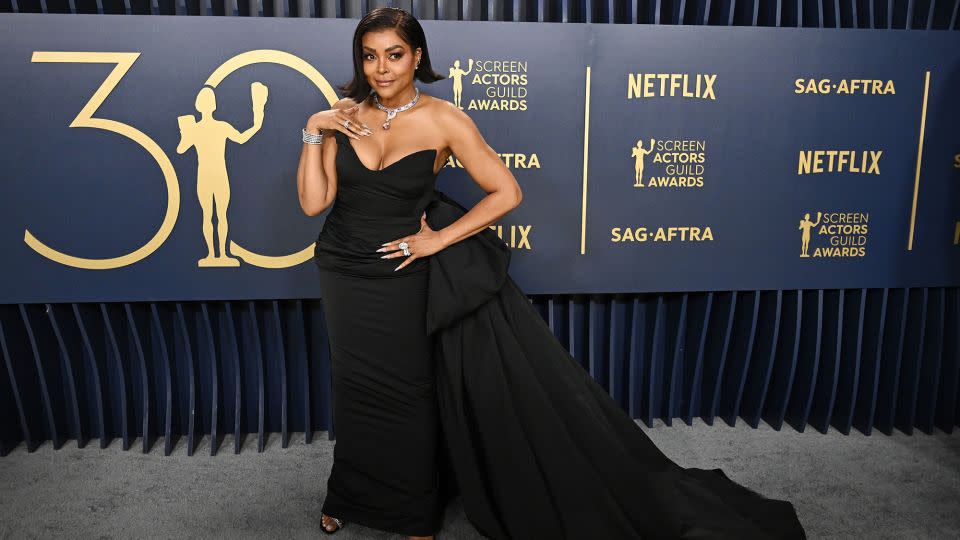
[316,267,444,537]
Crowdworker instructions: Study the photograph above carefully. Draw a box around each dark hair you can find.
[338,7,445,103]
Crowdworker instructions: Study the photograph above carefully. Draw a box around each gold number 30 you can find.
[24,50,339,270]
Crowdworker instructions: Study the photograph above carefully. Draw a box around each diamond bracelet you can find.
[302,127,324,145]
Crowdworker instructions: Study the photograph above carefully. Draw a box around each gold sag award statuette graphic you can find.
[631,137,706,188]
[798,211,869,258]
[447,57,527,111]
[24,50,340,270]
[177,82,268,267]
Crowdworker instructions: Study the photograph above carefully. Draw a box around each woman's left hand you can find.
[377,213,446,271]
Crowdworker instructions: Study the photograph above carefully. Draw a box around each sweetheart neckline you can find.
[337,131,439,176]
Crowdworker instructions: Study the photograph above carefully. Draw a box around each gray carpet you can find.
[1,419,958,539]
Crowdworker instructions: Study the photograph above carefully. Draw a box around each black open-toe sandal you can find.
[321,513,345,534]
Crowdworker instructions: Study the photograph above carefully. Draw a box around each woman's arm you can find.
[435,102,523,248]
[297,98,359,216]
[296,129,335,217]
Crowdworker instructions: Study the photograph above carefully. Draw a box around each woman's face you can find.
[361,29,421,99]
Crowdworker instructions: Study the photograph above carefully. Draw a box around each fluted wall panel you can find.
[3,286,959,456]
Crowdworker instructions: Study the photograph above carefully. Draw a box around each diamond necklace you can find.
[372,86,420,130]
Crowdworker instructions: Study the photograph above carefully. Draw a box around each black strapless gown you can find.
[315,130,807,539]
[313,130,444,536]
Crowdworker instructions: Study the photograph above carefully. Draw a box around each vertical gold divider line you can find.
[908,70,931,251]
[581,66,591,255]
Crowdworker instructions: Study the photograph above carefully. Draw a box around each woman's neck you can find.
[376,86,417,109]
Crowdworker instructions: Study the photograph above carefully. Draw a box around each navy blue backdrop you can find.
[0,16,958,302]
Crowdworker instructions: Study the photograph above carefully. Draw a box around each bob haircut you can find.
[338,7,445,103]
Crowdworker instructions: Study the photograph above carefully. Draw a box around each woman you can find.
[297,7,807,540]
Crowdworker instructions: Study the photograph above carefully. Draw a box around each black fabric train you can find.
[424,189,807,540]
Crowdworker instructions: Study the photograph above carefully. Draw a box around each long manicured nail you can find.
[381,242,390,246]
[393,265,400,271]
[375,247,385,252]
[380,254,389,258]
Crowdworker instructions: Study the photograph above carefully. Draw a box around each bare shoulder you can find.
[428,94,470,123]
[426,94,480,140]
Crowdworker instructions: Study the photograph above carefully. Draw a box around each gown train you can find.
[423,189,807,540]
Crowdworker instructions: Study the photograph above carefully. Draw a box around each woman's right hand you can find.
[306,105,372,139]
